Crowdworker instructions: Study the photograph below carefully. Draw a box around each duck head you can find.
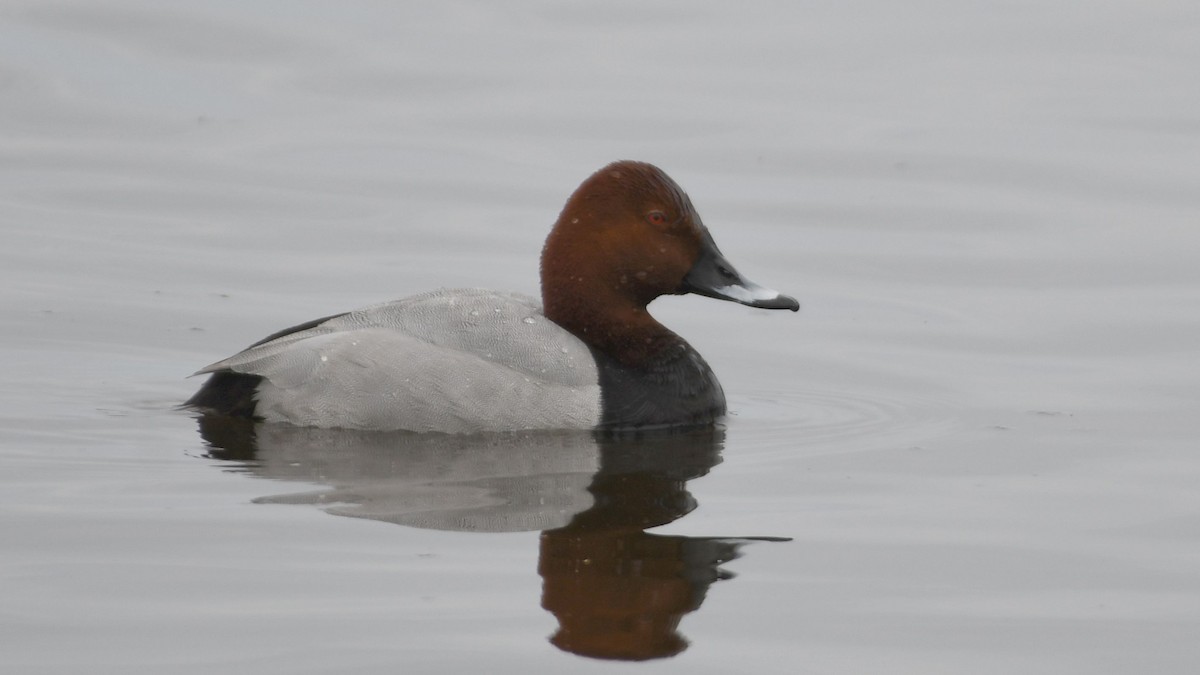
[540,161,799,337]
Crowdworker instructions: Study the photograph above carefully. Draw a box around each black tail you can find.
[184,371,263,418]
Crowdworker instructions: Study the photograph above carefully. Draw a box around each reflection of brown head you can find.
[540,530,699,660]
[538,427,745,661]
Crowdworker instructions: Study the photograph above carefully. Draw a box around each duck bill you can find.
[679,229,800,311]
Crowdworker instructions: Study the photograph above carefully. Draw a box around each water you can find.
[3,1,1199,673]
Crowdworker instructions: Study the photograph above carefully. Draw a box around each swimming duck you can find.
[187,161,798,432]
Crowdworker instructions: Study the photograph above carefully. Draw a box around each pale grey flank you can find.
[199,289,601,431]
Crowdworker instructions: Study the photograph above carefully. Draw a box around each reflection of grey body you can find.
[200,419,719,531]
[225,421,601,531]
[198,420,787,661]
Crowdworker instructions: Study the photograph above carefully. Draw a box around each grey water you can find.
[2,1,1199,673]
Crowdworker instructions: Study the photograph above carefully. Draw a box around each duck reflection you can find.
[197,417,787,661]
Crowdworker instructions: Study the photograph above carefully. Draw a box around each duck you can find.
[186,160,799,433]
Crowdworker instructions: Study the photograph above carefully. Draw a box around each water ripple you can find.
[729,387,956,456]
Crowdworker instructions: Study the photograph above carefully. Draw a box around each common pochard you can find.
[187,161,798,432]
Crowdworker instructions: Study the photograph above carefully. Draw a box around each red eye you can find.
[646,210,667,225]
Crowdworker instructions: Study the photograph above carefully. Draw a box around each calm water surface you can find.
[2,1,1199,673]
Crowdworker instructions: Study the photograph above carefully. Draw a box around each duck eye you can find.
[646,210,668,225]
